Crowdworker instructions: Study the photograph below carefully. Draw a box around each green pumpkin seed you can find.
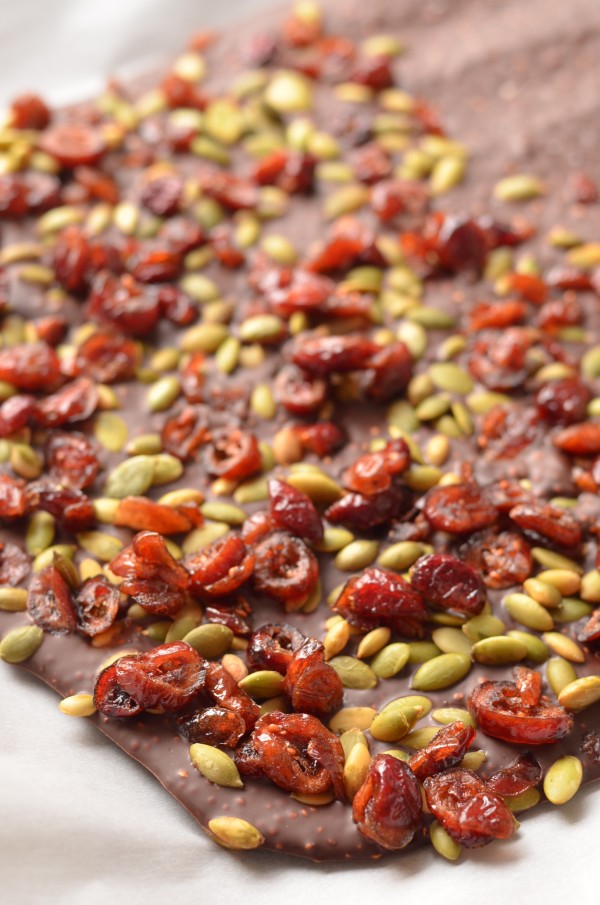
[506,630,550,664]
[181,322,228,354]
[58,693,96,717]
[239,670,284,699]
[165,616,199,644]
[430,821,461,861]
[431,707,474,727]
[183,624,233,659]
[402,726,441,749]
[239,314,285,344]
[207,816,264,850]
[265,70,313,113]
[567,242,600,269]
[581,345,600,379]
[324,184,369,219]
[104,456,155,498]
[323,619,351,660]
[411,653,471,691]
[190,744,243,789]
[200,501,246,526]
[428,362,473,394]
[94,412,129,452]
[328,655,378,690]
[425,434,450,466]
[0,587,28,612]
[370,642,410,679]
[430,155,466,196]
[406,306,456,329]
[343,740,371,800]
[380,695,431,719]
[408,641,441,663]
[504,788,541,812]
[329,706,377,734]
[461,750,487,771]
[143,621,173,643]
[462,613,506,643]
[503,592,554,631]
[37,205,83,235]
[149,454,183,486]
[355,626,392,661]
[77,531,123,562]
[250,383,277,420]
[493,173,545,201]
[404,465,442,492]
[125,433,162,456]
[33,544,76,572]
[147,375,181,412]
[10,443,43,479]
[472,635,527,665]
[543,755,582,805]
[0,624,44,662]
[334,539,379,572]
[25,510,55,556]
[531,548,583,572]
[415,394,451,422]
[316,527,354,554]
[92,498,119,524]
[522,577,562,608]
[580,570,600,603]
[553,597,592,623]
[541,631,585,663]
[370,708,412,743]
[286,471,342,503]
[431,627,473,657]
[377,541,424,571]
[182,522,229,555]
[214,336,240,374]
[233,477,269,504]
[557,675,600,711]
[546,656,578,696]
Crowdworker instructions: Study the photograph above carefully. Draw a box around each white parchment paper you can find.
[0,2,598,903]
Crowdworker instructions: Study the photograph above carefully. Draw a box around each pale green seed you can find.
[329,707,377,734]
[430,820,461,860]
[207,816,264,850]
[93,498,120,524]
[58,693,97,717]
[356,627,391,660]
[0,587,28,612]
[402,726,441,749]
[408,641,441,663]
[104,456,155,498]
[328,656,378,689]
[558,675,600,711]
[94,411,129,452]
[233,477,269,504]
[369,708,411,743]
[403,465,442,491]
[430,155,466,195]
[553,597,592,623]
[190,743,243,789]
[567,242,600,269]
[182,522,229,555]
[580,570,600,603]
[506,631,550,664]
[200,501,246,526]
[150,454,184,486]
[406,306,456,329]
[261,233,297,265]
[431,627,472,657]
[425,434,450,466]
[531,548,583,572]
[429,362,473,394]
[387,399,420,433]
[324,184,369,219]
[165,616,199,644]
[37,205,83,235]
[239,670,284,699]
[180,273,220,303]
[0,242,44,265]
[523,577,562,608]
[504,592,554,631]
[431,707,474,728]
[142,621,171,643]
[546,657,578,696]
[203,99,243,145]
[370,642,410,679]
[25,510,55,556]
[335,539,379,572]
[472,635,528,665]
[265,70,313,113]
[0,624,44,663]
[415,394,451,421]
[396,321,427,359]
[461,750,487,771]
[316,527,354,554]
[466,390,511,414]
[33,544,76,573]
[286,471,342,503]
[126,433,162,456]
[493,174,545,202]
[543,756,582,805]
[214,336,240,374]
[411,653,471,691]
[377,541,425,571]
[541,631,585,663]
[581,345,600,379]
[77,531,123,562]
[183,624,233,659]
[146,375,181,413]
[380,695,432,720]
[439,334,468,361]
[10,443,42,479]
[505,788,541,813]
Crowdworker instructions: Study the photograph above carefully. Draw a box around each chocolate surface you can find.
[1,0,600,865]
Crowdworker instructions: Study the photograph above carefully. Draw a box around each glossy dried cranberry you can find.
[93,659,144,718]
[87,272,160,337]
[74,166,119,204]
[177,706,246,748]
[0,475,28,519]
[553,422,600,456]
[204,661,260,732]
[370,178,429,224]
[535,377,591,426]
[293,421,344,457]
[128,245,182,283]
[350,142,391,185]
[26,482,95,533]
[410,553,485,615]
[38,123,106,167]
[350,55,394,90]
[252,711,345,797]
[266,269,333,318]
[161,73,208,110]
[140,174,183,216]
[186,535,255,597]
[0,394,38,437]
[267,478,323,543]
[0,342,61,392]
[409,721,476,781]
[436,216,488,273]
[468,328,532,392]
[179,353,205,403]
[36,377,98,428]
[27,564,77,634]
[325,484,412,531]
[53,226,91,294]
[424,768,516,848]
[478,404,541,459]
[502,272,548,304]
[344,438,410,495]
[252,149,316,194]
[46,431,100,489]
[204,429,261,481]
[0,542,31,586]
[114,497,194,535]
[0,174,28,217]
[157,286,198,326]
[509,501,582,548]
[423,482,497,534]
[10,93,51,129]
[275,365,327,416]
[362,341,413,401]
[468,670,574,744]
[246,622,306,674]
[283,638,343,717]
[73,331,140,383]
[197,167,258,210]
[116,641,206,712]
[485,752,542,797]
[334,567,427,636]
[161,405,210,460]
[353,753,422,850]
[459,530,532,590]
[159,216,206,255]
[291,334,378,376]
[579,609,600,647]
[253,531,319,609]
[469,299,528,331]
[74,575,120,637]
[204,597,253,637]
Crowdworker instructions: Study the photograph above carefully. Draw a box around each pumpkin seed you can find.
[541,631,585,663]
[233,477,269,504]
[356,627,391,660]
[0,587,28,612]
[265,70,313,112]
[33,544,76,572]
[408,641,441,663]
[323,619,351,660]
[504,592,554,631]
[92,498,119,524]
[558,675,600,711]
[343,740,371,799]
[214,336,240,374]
[553,597,592,623]
[567,242,600,269]
[238,670,284,699]
[105,456,155,498]
[429,362,473,394]
[250,383,277,420]
[531,547,583,572]
[37,205,83,235]
[329,706,377,734]
[0,624,44,662]
[10,443,43,479]
[77,531,123,562]
[221,653,248,684]
[430,155,466,196]
[506,630,550,664]
[404,465,442,492]
[370,642,410,679]
[425,434,450,466]
[200,501,246,526]
[183,624,233,659]
[329,655,378,689]
[165,616,199,644]
[472,635,527,665]
[543,755,582,805]
[406,306,456,329]
[93,411,129,452]
[377,541,424,571]
[182,522,229,555]
[190,744,243,789]
[504,788,541,812]
[430,821,461,861]
[25,510,55,556]
[380,694,431,719]
[58,693,96,717]
[580,569,600,603]
[146,375,181,413]
[370,708,412,743]
[431,627,472,657]
[324,184,369,219]
[402,726,441,749]
[462,613,505,643]
[411,653,471,691]
[546,656,578,696]
[334,539,379,572]
[523,577,562,608]
[415,394,451,422]
[432,707,474,727]
[493,173,545,201]
[316,527,354,554]
[286,471,342,503]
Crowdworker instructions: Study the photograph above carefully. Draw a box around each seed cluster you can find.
[0,0,599,863]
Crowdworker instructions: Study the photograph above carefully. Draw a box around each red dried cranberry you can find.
[344,438,410,495]
[423,482,497,534]
[293,421,344,457]
[252,711,345,797]
[93,659,144,718]
[478,404,541,459]
[46,431,100,489]
[424,768,516,848]
[87,272,160,336]
[27,564,77,634]
[26,482,95,533]
[252,149,316,194]
[362,341,413,401]
[291,334,378,376]
[0,542,31,586]
[128,246,182,283]
[485,752,542,797]
[177,706,246,748]
[350,55,394,90]
[535,377,591,425]
[0,475,28,519]
[157,286,198,326]
[334,567,427,636]
[509,501,582,548]
[10,93,51,129]
[410,553,485,615]
[253,531,319,609]
[350,142,391,185]
[0,342,61,392]
[469,299,528,331]
[38,123,106,167]
[275,365,327,416]
[459,530,532,590]
[468,328,533,392]
[53,226,91,294]
[501,272,548,304]
[140,174,183,216]
[353,753,422,850]
[75,575,120,638]
[160,216,206,255]
[268,478,323,543]
[36,378,98,428]
[74,166,119,204]
[246,622,306,674]
[197,167,258,210]
[204,597,253,637]
[283,638,343,717]
[553,422,600,456]
[0,394,38,437]
[325,484,412,532]
[204,429,261,481]
[114,497,194,535]
[468,670,574,744]
[186,535,255,597]
[409,721,476,781]
[74,331,139,383]
[116,641,206,712]
[204,661,260,732]
[370,178,429,224]
[179,353,205,403]
[0,174,29,217]
[161,405,210,460]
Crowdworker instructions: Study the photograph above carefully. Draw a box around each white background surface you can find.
[0,2,598,903]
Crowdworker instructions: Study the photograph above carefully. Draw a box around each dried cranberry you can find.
[436,216,488,273]
[0,342,61,392]
[468,328,532,392]
[334,567,427,636]
[293,421,344,457]
[186,535,255,597]
[74,166,119,204]
[344,438,410,495]
[459,530,532,590]
[75,575,120,637]
[46,431,100,489]
[291,334,378,376]
[535,377,591,426]
[36,378,98,428]
[10,93,51,129]
[0,475,28,519]
[501,272,548,304]
[283,638,343,717]
[579,609,600,647]
[275,365,327,416]
[140,174,183,216]
[114,497,194,535]
[177,706,246,748]
[267,478,323,544]
[252,711,345,797]
[116,641,206,712]
[53,226,91,294]
[93,659,144,718]
[424,768,516,848]
[87,272,160,337]
[350,55,394,90]
[353,753,422,850]
[485,752,542,797]
[508,501,582,548]
[204,598,253,637]
[26,482,95,533]
[179,354,205,403]
[204,661,260,732]
[38,123,106,167]
[370,178,429,224]
[362,341,413,401]
[0,394,38,437]
[0,542,31,586]
[469,299,528,331]
[157,286,197,326]
[553,422,600,456]
[27,564,77,634]
[468,670,574,744]
[204,429,261,481]
[127,246,182,283]
[0,174,29,217]
[252,149,316,194]
[159,217,206,255]
[74,331,140,383]
[410,553,485,615]
[423,482,497,534]
[325,484,412,531]
[246,622,306,674]
[409,721,476,781]
[197,167,258,210]
[478,404,541,459]
[253,531,319,609]
[161,405,209,461]
[350,142,391,185]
